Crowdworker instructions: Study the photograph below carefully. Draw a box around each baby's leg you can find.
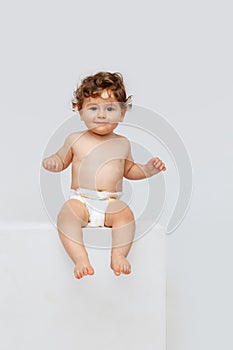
[105,200,135,276]
[57,199,94,279]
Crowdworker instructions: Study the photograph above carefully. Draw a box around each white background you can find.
[0,0,232,349]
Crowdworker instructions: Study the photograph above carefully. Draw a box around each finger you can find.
[153,157,159,164]
[161,164,166,171]
[155,160,162,168]
[55,162,60,171]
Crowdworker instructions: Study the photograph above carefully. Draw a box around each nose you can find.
[97,107,107,119]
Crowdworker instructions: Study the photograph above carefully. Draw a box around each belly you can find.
[72,159,125,192]
[96,160,124,191]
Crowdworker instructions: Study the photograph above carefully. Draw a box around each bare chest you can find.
[72,135,129,168]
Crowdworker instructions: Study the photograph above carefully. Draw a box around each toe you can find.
[83,267,88,275]
[75,270,81,279]
[114,265,121,276]
[74,268,78,279]
[121,264,126,274]
[88,266,94,275]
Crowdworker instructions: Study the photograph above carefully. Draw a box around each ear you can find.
[120,108,127,122]
[79,107,84,121]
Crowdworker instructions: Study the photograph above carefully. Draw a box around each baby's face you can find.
[79,90,126,136]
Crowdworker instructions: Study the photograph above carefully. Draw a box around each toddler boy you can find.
[42,72,166,279]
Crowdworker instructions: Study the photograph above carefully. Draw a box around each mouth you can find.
[94,122,108,125]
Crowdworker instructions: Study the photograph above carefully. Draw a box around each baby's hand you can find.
[145,157,166,176]
[42,154,63,172]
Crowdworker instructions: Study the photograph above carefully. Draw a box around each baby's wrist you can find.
[140,164,151,178]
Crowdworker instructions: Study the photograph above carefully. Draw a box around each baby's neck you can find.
[86,129,116,139]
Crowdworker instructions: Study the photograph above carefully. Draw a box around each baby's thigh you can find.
[105,200,134,227]
[57,199,89,226]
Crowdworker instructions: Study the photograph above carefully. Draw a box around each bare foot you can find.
[110,254,131,276]
[74,256,95,279]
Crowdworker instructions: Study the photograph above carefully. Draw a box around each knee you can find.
[112,205,135,225]
[123,206,134,221]
[57,207,68,227]
[57,205,69,228]
[57,199,88,227]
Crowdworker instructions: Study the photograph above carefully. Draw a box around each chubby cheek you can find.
[79,110,84,120]
[82,119,94,129]
[106,122,119,131]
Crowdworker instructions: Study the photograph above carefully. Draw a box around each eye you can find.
[106,106,114,112]
[89,106,98,111]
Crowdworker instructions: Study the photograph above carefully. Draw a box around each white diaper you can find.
[70,188,122,227]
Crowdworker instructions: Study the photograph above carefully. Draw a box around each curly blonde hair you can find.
[72,72,132,111]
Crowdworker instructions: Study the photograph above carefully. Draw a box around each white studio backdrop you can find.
[0,1,232,350]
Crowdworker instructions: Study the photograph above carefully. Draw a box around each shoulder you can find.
[113,134,131,154]
[65,131,84,146]
[115,134,131,148]
[114,133,130,144]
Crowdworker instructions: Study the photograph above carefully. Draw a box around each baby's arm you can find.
[124,141,166,180]
[42,133,77,172]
